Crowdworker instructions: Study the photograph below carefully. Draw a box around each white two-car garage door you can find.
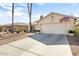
[40,23,66,34]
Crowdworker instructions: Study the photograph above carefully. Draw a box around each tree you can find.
[74,17,78,24]
[27,3,32,32]
[12,3,14,33]
[40,15,43,19]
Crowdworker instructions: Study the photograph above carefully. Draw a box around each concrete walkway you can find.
[0,34,72,56]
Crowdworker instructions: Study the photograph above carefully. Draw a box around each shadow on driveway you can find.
[29,33,69,45]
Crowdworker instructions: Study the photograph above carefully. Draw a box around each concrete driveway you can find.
[29,34,69,45]
[0,33,72,56]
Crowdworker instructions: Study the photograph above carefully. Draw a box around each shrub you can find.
[74,28,79,37]
[16,31,20,33]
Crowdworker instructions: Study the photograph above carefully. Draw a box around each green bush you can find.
[74,28,79,37]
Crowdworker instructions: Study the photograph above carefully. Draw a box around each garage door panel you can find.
[40,24,66,34]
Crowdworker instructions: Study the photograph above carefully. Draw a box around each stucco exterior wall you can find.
[2,25,28,32]
[35,13,74,32]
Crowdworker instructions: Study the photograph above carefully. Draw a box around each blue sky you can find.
[0,3,79,25]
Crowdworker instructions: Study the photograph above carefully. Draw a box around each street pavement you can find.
[0,34,72,56]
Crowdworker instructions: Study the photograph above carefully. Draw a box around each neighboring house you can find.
[2,22,28,32]
[34,12,75,34]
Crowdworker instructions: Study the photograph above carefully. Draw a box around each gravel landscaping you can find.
[0,32,28,46]
[67,35,79,56]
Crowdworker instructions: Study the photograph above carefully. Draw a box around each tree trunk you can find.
[27,3,32,32]
[12,3,14,33]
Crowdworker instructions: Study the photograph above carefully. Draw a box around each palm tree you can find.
[40,15,43,19]
[27,3,32,32]
[12,3,14,33]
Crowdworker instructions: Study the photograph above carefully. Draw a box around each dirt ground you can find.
[0,32,28,46]
[67,35,79,56]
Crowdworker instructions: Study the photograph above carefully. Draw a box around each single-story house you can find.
[34,12,76,35]
[2,22,28,32]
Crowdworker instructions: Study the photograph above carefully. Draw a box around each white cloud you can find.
[0,11,11,17]
[14,11,25,16]
[18,3,27,7]
[0,10,27,24]
[37,3,45,6]
[0,3,26,12]
[73,14,79,17]
[0,3,12,11]
[32,13,43,22]
[14,3,27,12]
[0,14,2,16]
[15,7,23,11]
[0,11,24,17]
[32,14,40,20]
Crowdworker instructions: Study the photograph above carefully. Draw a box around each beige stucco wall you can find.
[35,13,74,31]
[2,25,28,32]
[15,25,28,31]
